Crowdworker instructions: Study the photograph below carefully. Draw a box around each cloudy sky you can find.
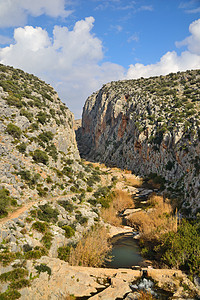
[0,0,200,118]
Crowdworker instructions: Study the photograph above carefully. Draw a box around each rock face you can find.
[77,70,200,213]
[0,64,79,201]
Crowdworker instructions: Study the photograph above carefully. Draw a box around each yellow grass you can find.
[69,226,111,267]
[113,190,134,211]
[101,190,134,226]
[125,176,143,187]
[101,204,122,226]
[127,195,176,239]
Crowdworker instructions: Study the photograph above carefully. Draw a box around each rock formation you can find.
[0,64,79,202]
[77,70,200,213]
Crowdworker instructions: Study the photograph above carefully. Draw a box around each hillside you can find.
[77,69,200,214]
[0,64,82,207]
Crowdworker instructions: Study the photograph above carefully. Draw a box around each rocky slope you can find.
[77,69,200,213]
[0,63,81,204]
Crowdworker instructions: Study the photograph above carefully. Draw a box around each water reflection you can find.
[105,233,143,268]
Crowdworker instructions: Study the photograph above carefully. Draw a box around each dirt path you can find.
[0,193,75,226]
[0,162,143,227]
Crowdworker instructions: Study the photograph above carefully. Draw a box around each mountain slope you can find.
[77,69,200,213]
[0,64,80,207]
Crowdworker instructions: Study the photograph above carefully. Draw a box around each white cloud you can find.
[0,0,72,27]
[127,18,200,79]
[176,19,200,54]
[0,17,125,118]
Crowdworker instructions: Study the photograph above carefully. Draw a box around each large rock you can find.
[77,69,200,213]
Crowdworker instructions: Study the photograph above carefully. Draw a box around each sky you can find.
[0,1,200,118]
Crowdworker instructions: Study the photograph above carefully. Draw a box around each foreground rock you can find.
[19,257,200,299]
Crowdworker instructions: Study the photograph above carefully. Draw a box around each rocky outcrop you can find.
[77,70,200,213]
[18,257,200,299]
[0,64,80,202]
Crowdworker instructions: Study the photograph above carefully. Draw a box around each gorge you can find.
[0,64,199,299]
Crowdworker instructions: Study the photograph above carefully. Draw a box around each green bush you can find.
[38,131,54,143]
[6,123,21,139]
[0,289,21,299]
[155,219,200,278]
[57,246,71,262]
[32,149,49,165]
[62,225,75,238]
[32,221,48,233]
[0,268,28,282]
[24,246,47,259]
[0,251,16,266]
[16,142,26,153]
[20,109,33,121]
[57,200,74,213]
[37,112,49,124]
[41,232,53,249]
[37,204,59,223]
[6,95,23,108]
[0,188,13,218]
[35,263,51,276]
[9,279,30,290]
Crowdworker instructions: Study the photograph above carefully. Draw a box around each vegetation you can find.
[35,263,51,276]
[6,123,21,139]
[69,226,111,267]
[0,187,17,218]
[32,149,49,165]
[155,218,200,278]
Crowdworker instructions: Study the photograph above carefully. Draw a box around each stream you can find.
[105,233,143,268]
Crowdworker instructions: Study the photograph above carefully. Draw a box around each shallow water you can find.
[106,233,143,268]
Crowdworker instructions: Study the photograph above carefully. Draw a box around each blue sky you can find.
[0,0,200,118]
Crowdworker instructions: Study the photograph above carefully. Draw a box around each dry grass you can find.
[138,290,156,300]
[125,176,143,187]
[113,190,134,211]
[101,190,134,226]
[127,195,176,239]
[69,226,111,267]
[101,204,122,226]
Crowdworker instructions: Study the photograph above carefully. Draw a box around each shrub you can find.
[37,204,59,223]
[6,123,21,139]
[57,245,71,262]
[35,263,51,276]
[6,95,23,108]
[37,112,49,124]
[20,109,33,121]
[0,188,12,218]
[9,279,30,289]
[16,142,26,153]
[0,251,16,266]
[38,131,54,143]
[32,221,48,233]
[24,246,47,259]
[156,219,200,278]
[41,232,53,249]
[57,200,74,213]
[62,225,75,238]
[0,289,21,299]
[0,268,28,282]
[32,149,49,165]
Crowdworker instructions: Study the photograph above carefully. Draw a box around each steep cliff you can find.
[0,64,80,204]
[77,69,200,213]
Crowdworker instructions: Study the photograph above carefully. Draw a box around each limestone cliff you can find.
[0,64,80,203]
[77,70,200,213]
